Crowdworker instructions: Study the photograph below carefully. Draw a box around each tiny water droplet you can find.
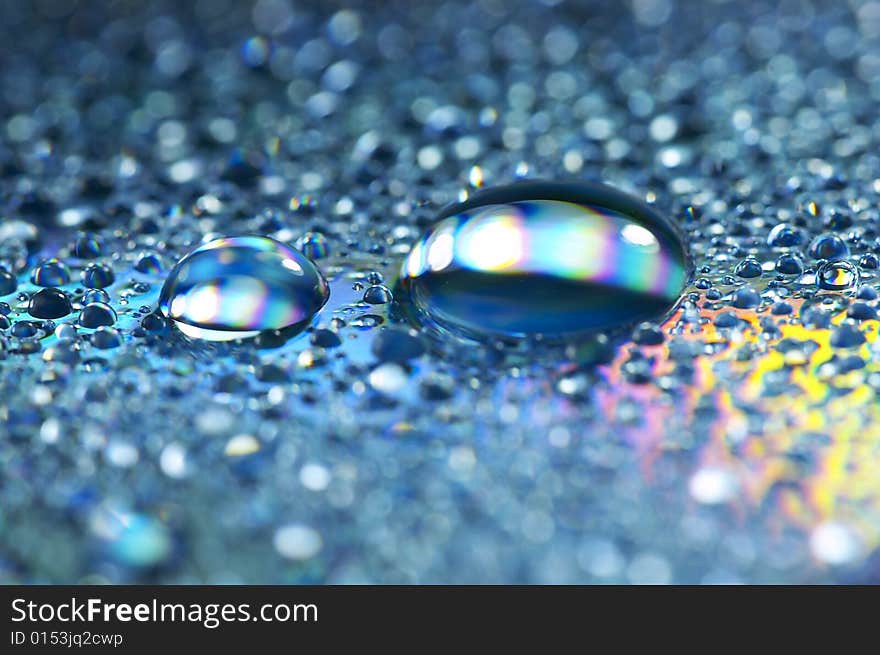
[397,181,689,339]
[159,236,329,341]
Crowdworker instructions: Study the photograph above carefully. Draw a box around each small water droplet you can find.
[31,259,70,286]
[54,323,77,340]
[847,302,877,321]
[829,324,865,348]
[158,236,329,341]
[11,321,38,338]
[350,314,383,330]
[297,347,327,367]
[775,253,804,275]
[134,252,164,275]
[817,260,858,290]
[141,311,167,333]
[92,326,122,349]
[808,234,849,261]
[397,181,690,339]
[766,223,804,247]
[74,232,105,259]
[82,262,115,289]
[0,268,17,296]
[294,231,329,259]
[632,322,665,345]
[856,285,877,300]
[79,301,117,328]
[771,301,793,315]
[859,253,879,270]
[734,257,763,278]
[82,288,111,305]
[731,287,760,309]
[363,284,393,304]
[310,328,341,348]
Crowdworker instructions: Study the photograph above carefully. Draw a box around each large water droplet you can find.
[159,236,329,341]
[28,287,72,319]
[397,181,690,339]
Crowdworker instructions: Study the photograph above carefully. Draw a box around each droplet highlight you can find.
[397,181,689,339]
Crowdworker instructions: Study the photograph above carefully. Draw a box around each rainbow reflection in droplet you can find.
[159,236,329,341]
[398,181,689,339]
